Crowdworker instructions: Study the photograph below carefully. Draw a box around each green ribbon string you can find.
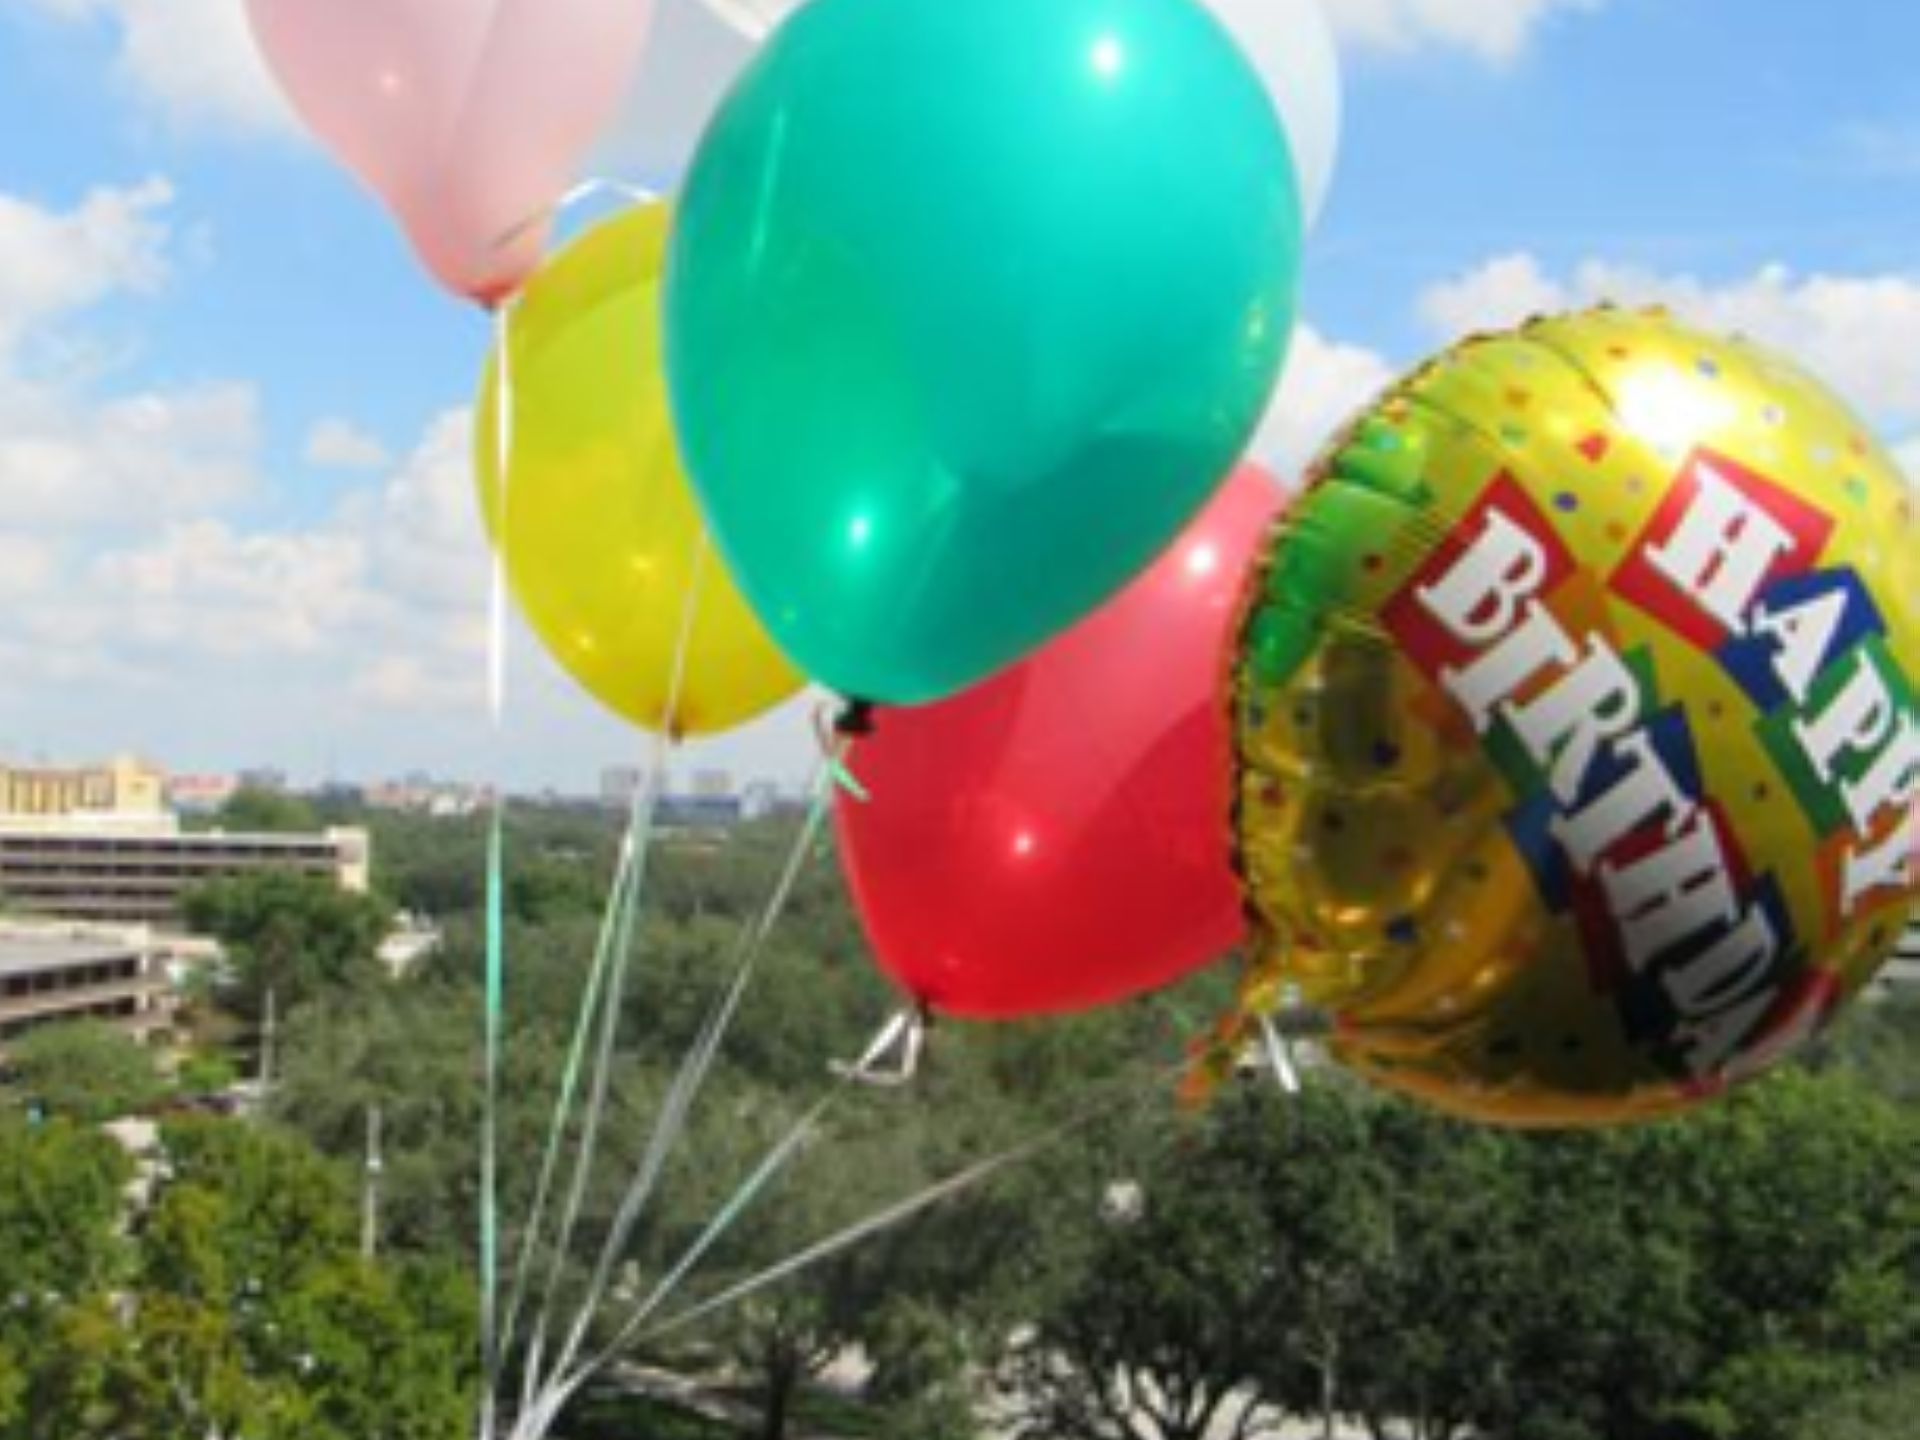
[480,797,506,1438]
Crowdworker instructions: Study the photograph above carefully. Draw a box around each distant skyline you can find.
[0,0,1916,789]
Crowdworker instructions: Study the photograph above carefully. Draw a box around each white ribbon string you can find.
[529,727,853,1418]
[515,535,711,1417]
[520,1009,939,1438]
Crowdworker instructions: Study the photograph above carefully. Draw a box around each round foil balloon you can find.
[837,467,1281,1019]
[1213,308,1920,1127]
[475,205,804,736]
[667,0,1301,705]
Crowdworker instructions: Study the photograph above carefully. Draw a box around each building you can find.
[658,794,742,830]
[0,816,370,930]
[0,924,175,1051]
[0,755,165,820]
[741,780,809,822]
[689,768,734,799]
[365,777,488,816]
[166,773,240,815]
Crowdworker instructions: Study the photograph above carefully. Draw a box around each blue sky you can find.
[0,0,1915,792]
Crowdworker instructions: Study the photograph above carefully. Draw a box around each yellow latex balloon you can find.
[475,203,804,736]
[1210,308,1920,1127]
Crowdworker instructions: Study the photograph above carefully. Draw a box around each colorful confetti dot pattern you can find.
[1205,309,1920,1128]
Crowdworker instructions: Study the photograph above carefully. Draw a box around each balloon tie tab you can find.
[830,1009,925,1088]
[1257,1014,1302,1095]
[814,701,872,802]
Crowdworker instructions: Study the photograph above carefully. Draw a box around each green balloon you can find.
[666,0,1302,704]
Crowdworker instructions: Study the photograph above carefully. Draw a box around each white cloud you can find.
[74,519,369,662]
[1417,252,1566,340]
[1325,0,1607,63]
[0,180,265,533]
[349,408,489,617]
[0,388,810,785]
[73,409,481,670]
[349,654,483,714]
[0,380,260,531]
[303,417,391,472]
[0,535,59,601]
[1419,254,1920,431]
[1251,324,1397,480]
[25,0,289,136]
[0,177,706,783]
[0,178,172,359]
[1,409,465,684]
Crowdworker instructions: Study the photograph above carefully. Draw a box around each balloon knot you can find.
[834,699,878,737]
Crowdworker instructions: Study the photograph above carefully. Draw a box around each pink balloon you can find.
[245,0,654,304]
[836,466,1285,1020]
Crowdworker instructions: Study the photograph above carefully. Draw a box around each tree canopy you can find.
[129,799,1920,1439]
[0,1114,474,1440]
[183,870,394,1020]
[206,786,323,835]
[4,1020,165,1124]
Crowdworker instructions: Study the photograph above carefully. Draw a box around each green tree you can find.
[183,870,394,1020]
[1814,987,1920,1102]
[368,809,489,917]
[105,1119,476,1440]
[5,1020,165,1123]
[626,1077,980,1440]
[995,1080,1399,1440]
[0,1120,135,1440]
[10,1296,137,1440]
[1793,1370,1920,1440]
[0,1350,20,1434]
[272,981,592,1260]
[1641,1069,1920,1440]
[999,1092,1283,1440]
[178,1049,241,1095]
[0,1118,130,1330]
[1469,1125,1704,1440]
[1336,1104,1534,1440]
[363,802,621,923]
[0,1349,19,1433]
[212,786,322,834]
[148,1118,358,1297]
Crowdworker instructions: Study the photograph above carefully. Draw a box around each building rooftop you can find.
[0,929,145,979]
[0,823,357,845]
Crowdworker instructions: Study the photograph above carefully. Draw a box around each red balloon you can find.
[835,466,1284,1019]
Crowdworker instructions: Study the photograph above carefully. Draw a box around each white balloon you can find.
[1205,0,1343,228]
[611,0,1341,228]
[699,0,789,41]
[590,0,756,186]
